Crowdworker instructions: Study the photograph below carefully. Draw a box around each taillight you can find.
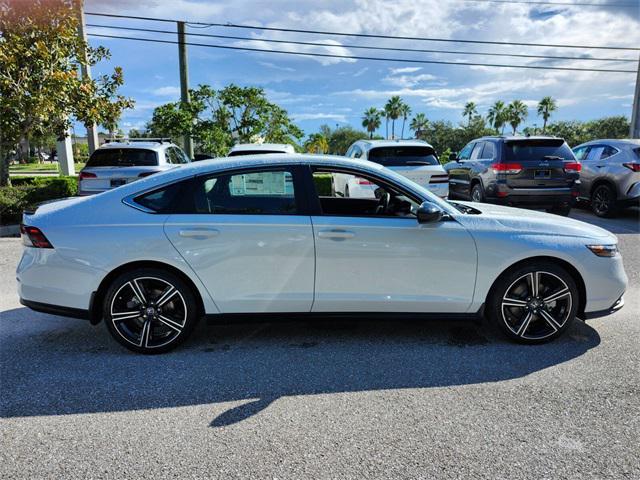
[139,171,161,178]
[357,178,372,185]
[623,162,640,172]
[563,162,582,172]
[491,163,522,174]
[20,225,53,248]
[79,171,96,180]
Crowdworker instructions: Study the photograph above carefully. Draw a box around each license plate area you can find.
[110,179,127,187]
[534,169,551,179]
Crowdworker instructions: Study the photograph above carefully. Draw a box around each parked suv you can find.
[78,139,190,195]
[572,139,640,217]
[344,140,449,198]
[444,136,581,215]
[228,143,295,156]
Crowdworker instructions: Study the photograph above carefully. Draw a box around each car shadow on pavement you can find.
[0,308,601,427]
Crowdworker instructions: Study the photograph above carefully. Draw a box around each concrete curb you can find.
[0,224,20,237]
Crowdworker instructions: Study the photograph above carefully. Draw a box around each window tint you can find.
[457,143,474,161]
[367,146,438,166]
[174,147,191,163]
[135,181,184,213]
[572,146,589,160]
[193,170,297,215]
[480,142,495,160]
[585,146,605,161]
[504,139,576,162]
[470,142,484,160]
[87,148,158,167]
[601,146,618,159]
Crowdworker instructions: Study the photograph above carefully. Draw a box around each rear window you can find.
[87,148,158,167]
[368,146,439,167]
[634,147,640,159]
[504,139,575,162]
[135,181,185,213]
[228,150,285,156]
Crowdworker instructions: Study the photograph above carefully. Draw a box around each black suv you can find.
[443,136,581,215]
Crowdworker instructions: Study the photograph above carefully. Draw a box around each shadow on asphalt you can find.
[570,206,639,235]
[0,308,600,426]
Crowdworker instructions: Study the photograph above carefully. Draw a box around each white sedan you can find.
[18,155,627,353]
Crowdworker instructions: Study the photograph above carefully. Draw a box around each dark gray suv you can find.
[444,136,581,215]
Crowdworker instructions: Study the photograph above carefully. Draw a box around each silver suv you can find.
[572,139,640,217]
[78,139,191,195]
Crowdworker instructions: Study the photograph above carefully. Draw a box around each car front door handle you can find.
[178,228,220,239]
[318,229,356,240]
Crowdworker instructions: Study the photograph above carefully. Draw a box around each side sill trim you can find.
[20,299,90,321]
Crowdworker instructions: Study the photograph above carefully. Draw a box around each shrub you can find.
[313,173,333,196]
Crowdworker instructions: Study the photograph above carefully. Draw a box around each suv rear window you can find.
[86,148,158,167]
[504,139,575,162]
[368,146,439,167]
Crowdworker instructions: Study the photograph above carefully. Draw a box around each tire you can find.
[546,204,571,216]
[470,183,484,203]
[103,268,199,354]
[487,261,578,344]
[591,184,618,218]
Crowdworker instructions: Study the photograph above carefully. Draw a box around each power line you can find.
[85,12,640,51]
[86,24,637,63]
[87,33,637,73]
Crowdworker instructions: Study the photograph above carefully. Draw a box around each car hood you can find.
[453,201,615,241]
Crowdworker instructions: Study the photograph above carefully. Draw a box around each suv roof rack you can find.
[103,137,172,144]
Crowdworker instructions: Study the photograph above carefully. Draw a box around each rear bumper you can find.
[20,298,90,320]
[489,193,576,208]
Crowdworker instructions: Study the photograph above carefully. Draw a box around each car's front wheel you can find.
[103,268,199,354]
[488,261,578,344]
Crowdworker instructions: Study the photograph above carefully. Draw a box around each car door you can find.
[447,142,475,198]
[163,166,315,313]
[308,167,477,313]
[461,142,486,197]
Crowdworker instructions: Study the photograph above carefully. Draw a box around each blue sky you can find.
[84,0,640,139]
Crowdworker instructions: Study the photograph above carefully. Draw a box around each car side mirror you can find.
[449,152,458,162]
[416,202,444,224]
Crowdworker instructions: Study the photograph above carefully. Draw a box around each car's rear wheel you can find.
[591,184,618,218]
[103,268,199,354]
[470,183,484,203]
[488,261,578,344]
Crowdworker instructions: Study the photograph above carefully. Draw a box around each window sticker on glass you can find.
[230,171,294,196]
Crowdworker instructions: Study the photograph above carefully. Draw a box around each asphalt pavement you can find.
[1,207,638,479]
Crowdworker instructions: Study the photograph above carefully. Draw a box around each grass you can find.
[9,162,86,173]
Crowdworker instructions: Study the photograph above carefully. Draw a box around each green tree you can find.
[399,102,411,139]
[0,0,134,185]
[362,107,381,139]
[537,96,557,133]
[409,113,429,139]
[384,96,403,139]
[319,125,370,155]
[506,100,528,135]
[462,101,478,127]
[487,100,506,134]
[304,133,329,154]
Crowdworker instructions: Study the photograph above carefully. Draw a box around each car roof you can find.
[477,135,564,142]
[228,143,295,153]
[352,139,434,151]
[97,141,173,152]
[574,138,640,148]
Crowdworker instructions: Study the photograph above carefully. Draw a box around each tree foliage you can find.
[0,0,133,185]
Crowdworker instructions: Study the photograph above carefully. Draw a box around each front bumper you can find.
[582,296,624,320]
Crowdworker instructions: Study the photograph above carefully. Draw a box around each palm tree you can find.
[304,133,329,154]
[409,113,429,139]
[361,107,381,139]
[384,96,403,139]
[506,100,528,135]
[462,101,477,127]
[537,96,557,133]
[383,104,391,139]
[399,103,411,139]
[487,100,506,134]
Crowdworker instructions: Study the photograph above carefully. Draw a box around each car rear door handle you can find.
[178,228,220,238]
[318,229,355,240]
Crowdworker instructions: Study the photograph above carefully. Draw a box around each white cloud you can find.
[383,73,439,88]
[389,67,422,74]
[151,86,181,97]
[291,112,349,122]
[259,62,296,72]
[353,67,369,77]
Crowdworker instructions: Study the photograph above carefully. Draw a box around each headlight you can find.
[586,244,619,257]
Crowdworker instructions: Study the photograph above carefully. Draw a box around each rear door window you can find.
[367,146,438,167]
[470,142,484,160]
[504,139,576,162]
[86,148,158,167]
[585,146,605,161]
[480,142,496,160]
[601,146,618,159]
[572,146,589,160]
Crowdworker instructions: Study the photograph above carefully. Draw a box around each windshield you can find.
[504,139,575,162]
[368,146,439,167]
[86,148,158,167]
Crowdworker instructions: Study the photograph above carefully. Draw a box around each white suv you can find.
[343,140,449,198]
[228,143,295,156]
[78,139,190,195]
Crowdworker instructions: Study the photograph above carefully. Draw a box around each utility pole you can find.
[630,55,640,139]
[77,1,99,154]
[177,21,194,158]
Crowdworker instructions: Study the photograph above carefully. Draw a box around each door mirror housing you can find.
[416,202,444,224]
[449,152,458,162]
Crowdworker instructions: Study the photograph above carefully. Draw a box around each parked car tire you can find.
[546,204,571,216]
[471,183,485,203]
[103,268,199,354]
[591,184,618,218]
[488,261,578,344]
